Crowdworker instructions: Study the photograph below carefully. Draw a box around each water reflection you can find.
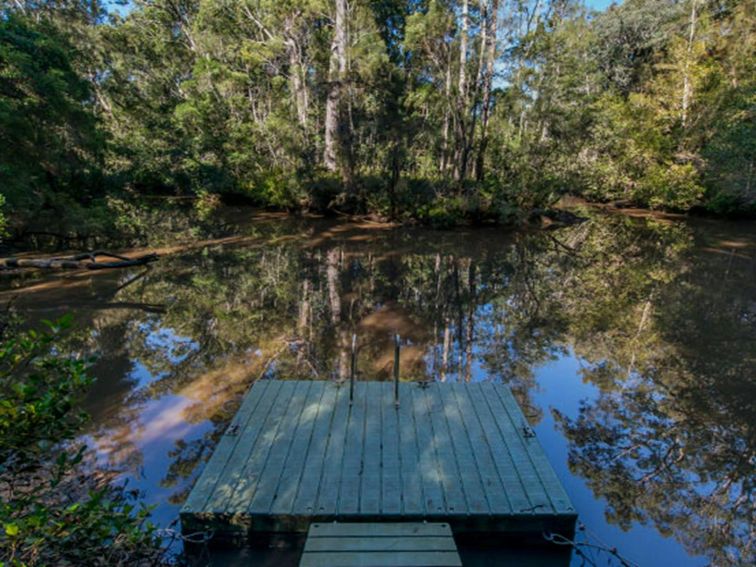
[1,208,754,565]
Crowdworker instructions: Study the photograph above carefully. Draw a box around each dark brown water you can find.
[2,206,754,566]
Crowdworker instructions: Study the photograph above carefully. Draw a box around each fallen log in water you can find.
[1,250,159,271]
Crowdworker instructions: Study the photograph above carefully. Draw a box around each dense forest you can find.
[0,0,754,240]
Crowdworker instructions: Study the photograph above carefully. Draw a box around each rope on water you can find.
[543,522,639,567]
[156,527,215,545]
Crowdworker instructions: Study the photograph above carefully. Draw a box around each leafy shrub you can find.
[0,312,165,566]
[0,315,90,465]
[634,163,704,211]
[107,195,213,246]
[417,196,467,228]
[259,171,306,209]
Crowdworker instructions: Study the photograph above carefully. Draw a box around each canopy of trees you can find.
[0,0,754,237]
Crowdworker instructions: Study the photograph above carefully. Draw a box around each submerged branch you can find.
[1,250,159,271]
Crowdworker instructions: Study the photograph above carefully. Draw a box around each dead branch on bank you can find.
[1,250,159,271]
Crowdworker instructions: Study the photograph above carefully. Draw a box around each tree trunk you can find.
[460,0,490,184]
[324,0,348,172]
[681,0,698,128]
[458,0,469,105]
[475,0,498,181]
[475,0,488,91]
[440,53,453,173]
[285,16,308,128]
[454,0,470,182]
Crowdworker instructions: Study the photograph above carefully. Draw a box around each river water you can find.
[1,206,754,566]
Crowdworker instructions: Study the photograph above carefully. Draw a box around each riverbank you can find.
[3,190,731,258]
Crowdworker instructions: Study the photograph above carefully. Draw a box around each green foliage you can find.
[417,197,468,229]
[591,0,683,94]
[702,103,756,215]
[0,313,165,566]
[0,315,89,464]
[255,171,308,210]
[635,163,704,211]
[0,14,103,235]
[106,195,217,246]
[0,0,753,242]
[580,0,755,212]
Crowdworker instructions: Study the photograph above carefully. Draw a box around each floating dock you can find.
[180,380,576,543]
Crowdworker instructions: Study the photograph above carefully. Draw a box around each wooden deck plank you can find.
[448,383,511,514]
[202,380,285,511]
[432,384,489,514]
[300,522,461,567]
[226,380,298,513]
[292,383,340,515]
[397,384,424,515]
[338,379,367,515]
[360,381,382,514]
[303,536,457,552]
[410,385,446,514]
[249,381,314,514]
[270,381,329,514]
[424,384,469,515]
[380,382,402,514]
[181,379,270,514]
[307,523,453,537]
[477,383,552,513]
[314,383,351,514]
[299,551,462,567]
[490,384,574,515]
[463,382,532,513]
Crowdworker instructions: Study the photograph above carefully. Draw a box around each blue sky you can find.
[585,0,620,10]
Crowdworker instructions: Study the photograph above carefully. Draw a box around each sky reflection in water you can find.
[1,207,754,566]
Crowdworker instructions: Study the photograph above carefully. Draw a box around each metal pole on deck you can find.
[349,333,356,405]
[393,333,400,408]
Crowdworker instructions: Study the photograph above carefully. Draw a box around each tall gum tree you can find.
[454,0,470,182]
[324,0,348,174]
[475,0,498,181]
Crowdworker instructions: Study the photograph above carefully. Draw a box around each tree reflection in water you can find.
[1,208,753,564]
